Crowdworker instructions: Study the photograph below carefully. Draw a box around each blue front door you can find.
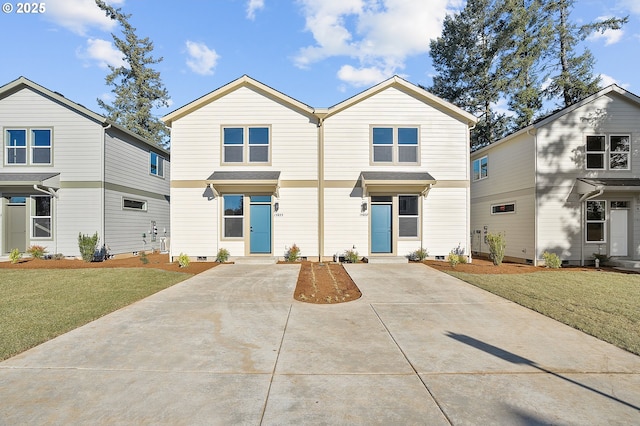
[250,203,271,253]
[371,204,392,253]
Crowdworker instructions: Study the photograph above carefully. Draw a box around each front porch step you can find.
[364,256,409,264]
[232,256,278,265]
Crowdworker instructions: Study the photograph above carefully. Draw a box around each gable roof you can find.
[472,84,640,157]
[162,75,316,127]
[0,76,169,156]
[318,75,478,126]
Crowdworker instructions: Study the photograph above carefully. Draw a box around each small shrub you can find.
[448,252,461,268]
[542,251,561,268]
[344,249,359,263]
[27,245,47,259]
[216,248,230,263]
[139,251,149,264]
[285,244,301,262]
[78,232,99,262]
[177,253,190,268]
[409,247,428,261]
[9,248,22,264]
[487,232,506,266]
[52,253,65,260]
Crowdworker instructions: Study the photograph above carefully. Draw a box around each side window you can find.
[150,152,165,177]
[398,195,419,238]
[473,156,488,181]
[31,196,52,238]
[585,200,606,242]
[223,195,244,238]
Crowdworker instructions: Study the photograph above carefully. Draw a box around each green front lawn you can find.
[446,269,640,356]
[0,268,191,361]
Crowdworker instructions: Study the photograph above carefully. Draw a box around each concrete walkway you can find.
[1,263,638,425]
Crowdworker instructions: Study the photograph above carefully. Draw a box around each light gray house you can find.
[0,77,170,258]
[471,84,640,266]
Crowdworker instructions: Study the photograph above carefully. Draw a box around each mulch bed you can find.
[292,261,362,304]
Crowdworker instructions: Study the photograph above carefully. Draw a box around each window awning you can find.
[0,172,60,194]
[576,178,640,198]
[206,171,281,197]
[360,172,436,197]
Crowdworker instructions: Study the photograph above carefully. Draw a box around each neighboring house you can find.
[470,84,640,266]
[0,77,170,258]
[164,75,476,262]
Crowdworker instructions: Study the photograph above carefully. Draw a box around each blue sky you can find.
[1,0,638,121]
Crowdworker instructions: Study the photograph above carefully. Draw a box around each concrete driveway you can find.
[1,263,638,425]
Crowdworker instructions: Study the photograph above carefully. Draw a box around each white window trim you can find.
[4,128,53,166]
[370,126,420,165]
[491,202,516,215]
[150,151,165,178]
[585,200,606,243]
[222,194,244,239]
[122,197,148,211]
[472,156,488,181]
[221,125,272,165]
[30,195,53,239]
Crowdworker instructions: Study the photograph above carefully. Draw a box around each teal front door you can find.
[371,204,392,253]
[250,203,271,254]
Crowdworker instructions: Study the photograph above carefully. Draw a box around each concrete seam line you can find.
[259,303,293,425]
[369,304,454,425]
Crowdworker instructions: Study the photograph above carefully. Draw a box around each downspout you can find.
[101,123,110,253]
[578,187,604,266]
[530,127,538,266]
[316,115,325,262]
[467,121,476,263]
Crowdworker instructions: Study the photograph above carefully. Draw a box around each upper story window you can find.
[472,156,488,181]
[150,151,165,177]
[223,126,270,164]
[371,126,419,164]
[5,128,51,165]
[586,135,630,170]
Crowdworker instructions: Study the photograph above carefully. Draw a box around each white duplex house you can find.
[471,84,640,266]
[164,75,476,262]
[0,77,170,258]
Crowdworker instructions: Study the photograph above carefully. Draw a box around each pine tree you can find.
[544,0,627,107]
[429,0,512,150]
[95,0,170,147]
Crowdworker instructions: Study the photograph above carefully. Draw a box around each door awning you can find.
[206,171,281,197]
[0,172,60,194]
[576,178,640,195]
[360,171,436,197]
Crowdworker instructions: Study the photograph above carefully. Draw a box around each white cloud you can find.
[44,0,125,35]
[294,0,463,86]
[185,41,220,76]
[617,0,640,15]
[78,38,127,69]
[246,0,265,20]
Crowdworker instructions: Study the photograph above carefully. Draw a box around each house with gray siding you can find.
[470,84,640,266]
[0,77,170,258]
[164,75,476,262]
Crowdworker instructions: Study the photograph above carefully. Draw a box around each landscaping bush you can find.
[543,251,562,268]
[448,251,461,268]
[27,245,47,259]
[285,244,301,262]
[78,232,99,262]
[216,248,230,263]
[344,249,359,263]
[9,248,22,264]
[487,232,506,266]
[409,247,428,261]
[177,253,190,268]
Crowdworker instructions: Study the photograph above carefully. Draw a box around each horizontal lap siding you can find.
[0,88,102,180]
[169,187,218,259]
[53,188,102,256]
[323,188,368,257]
[273,187,318,258]
[424,187,468,257]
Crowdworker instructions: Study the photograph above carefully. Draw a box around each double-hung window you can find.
[586,200,605,242]
[372,126,418,164]
[473,156,488,181]
[150,151,165,177]
[223,126,270,164]
[31,196,52,238]
[223,195,244,238]
[5,129,51,165]
[398,195,419,238]
[586,135,630,170]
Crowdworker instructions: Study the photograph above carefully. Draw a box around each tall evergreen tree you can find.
[544,0,627,107]
[429,0,512,150]
[95,0,170,147]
